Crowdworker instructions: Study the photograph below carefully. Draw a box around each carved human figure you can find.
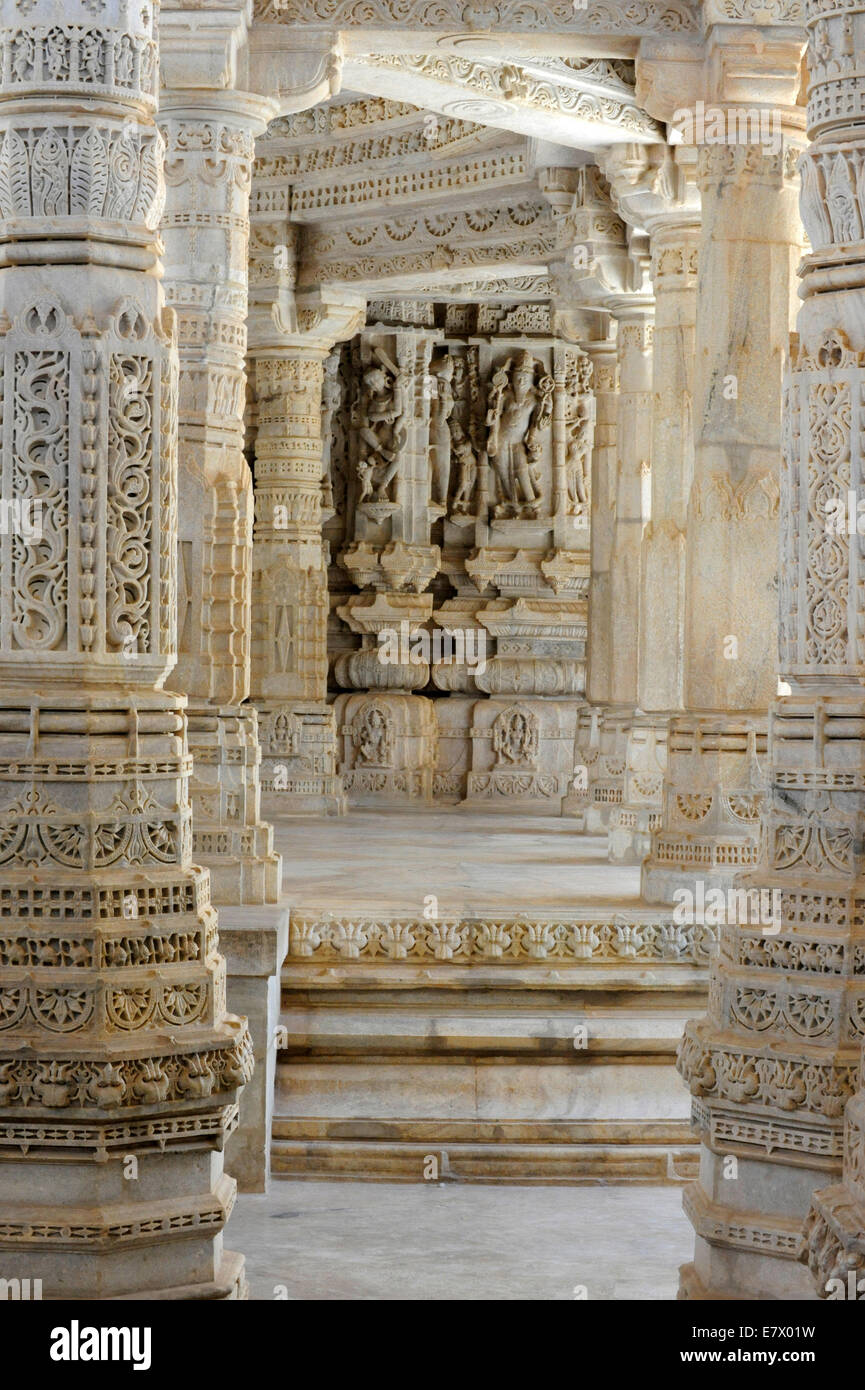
[486,351,551,517]
[356,346,406,503]
[493,707,539,767]
[80,33,102,82]
[429,352,455,507]
[321,351,341,512]
[12,34,32,81]
[566,400,592,510]
[450,419,478,516]
[354,703,393,767]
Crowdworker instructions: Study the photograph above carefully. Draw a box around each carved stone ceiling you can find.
[341,54,663,148]
[256,51,659,299]
[251,0,702,58]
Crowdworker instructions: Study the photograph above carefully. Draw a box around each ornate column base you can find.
[258,701,346,815]
[433,695,475,803]
[801,1183,865,1300]
[188,705,281,904]
[800,1055,865,1299]
[642,714,766,904]
[0,1155,248,1300]
[608,715,668,864]
[560,702,596,825]
[584,707,631,834]
[676,1151,822,1300]
[677,1004,854,1299]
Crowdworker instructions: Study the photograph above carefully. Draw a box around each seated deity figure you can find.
[485,351,552,518]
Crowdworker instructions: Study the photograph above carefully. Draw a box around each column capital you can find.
[247,22,342,114]
[158,86,278,139]
[160,2,342,113]
[602,143,701,239]
[704,24,806,116]
[252,288,366,359]
[544,165,637,317]
[635,39,705,126]
[160,3,253,91]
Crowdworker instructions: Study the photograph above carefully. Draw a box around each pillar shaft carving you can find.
[159,87,280,905]
[0,0,251,1298]
[789,0,865,1301]
[247,223,364,810]
[601,143,701,861]
[565,332,617,826]
[583,304,653,834]
[584,336,619,713]
[643,35,805,905]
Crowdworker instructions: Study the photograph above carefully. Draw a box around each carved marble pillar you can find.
[158,85,280,904]
[675,27,865,1301]
[251,338,350,812]
[642,37,804,904]
[584,299,654,834]
[247,234,364,810]
[608,171,701,862]
[565,331,618,824]
[0,0,252,1296]
[753,0,865,1303]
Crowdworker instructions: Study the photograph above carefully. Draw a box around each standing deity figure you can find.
[565,356,593,511]
[450,420,478,516]
[429,354,455,508]
[353,703,394,767]
[356,346,406,504]
[321,351,342,512]
[485,351,553,518]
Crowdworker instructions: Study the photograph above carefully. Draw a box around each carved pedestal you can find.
[334,591,436,806]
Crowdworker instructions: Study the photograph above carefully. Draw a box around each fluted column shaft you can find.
[609,221,700,863]
[640,222,699,717]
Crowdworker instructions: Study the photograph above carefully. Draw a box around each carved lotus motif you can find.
[427,922,466,960]
[87,1063,126,1108]
[34,1062,75,1108]
[132,1061,170,1105]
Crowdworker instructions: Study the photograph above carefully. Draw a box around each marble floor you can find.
[269,806,641,912]
[232,1179,691,1300]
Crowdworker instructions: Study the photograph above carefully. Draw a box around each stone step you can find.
[270,1132,699,1185]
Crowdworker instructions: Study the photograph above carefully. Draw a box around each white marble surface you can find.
[271,806,641,911]
[232,1179,690,1300]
